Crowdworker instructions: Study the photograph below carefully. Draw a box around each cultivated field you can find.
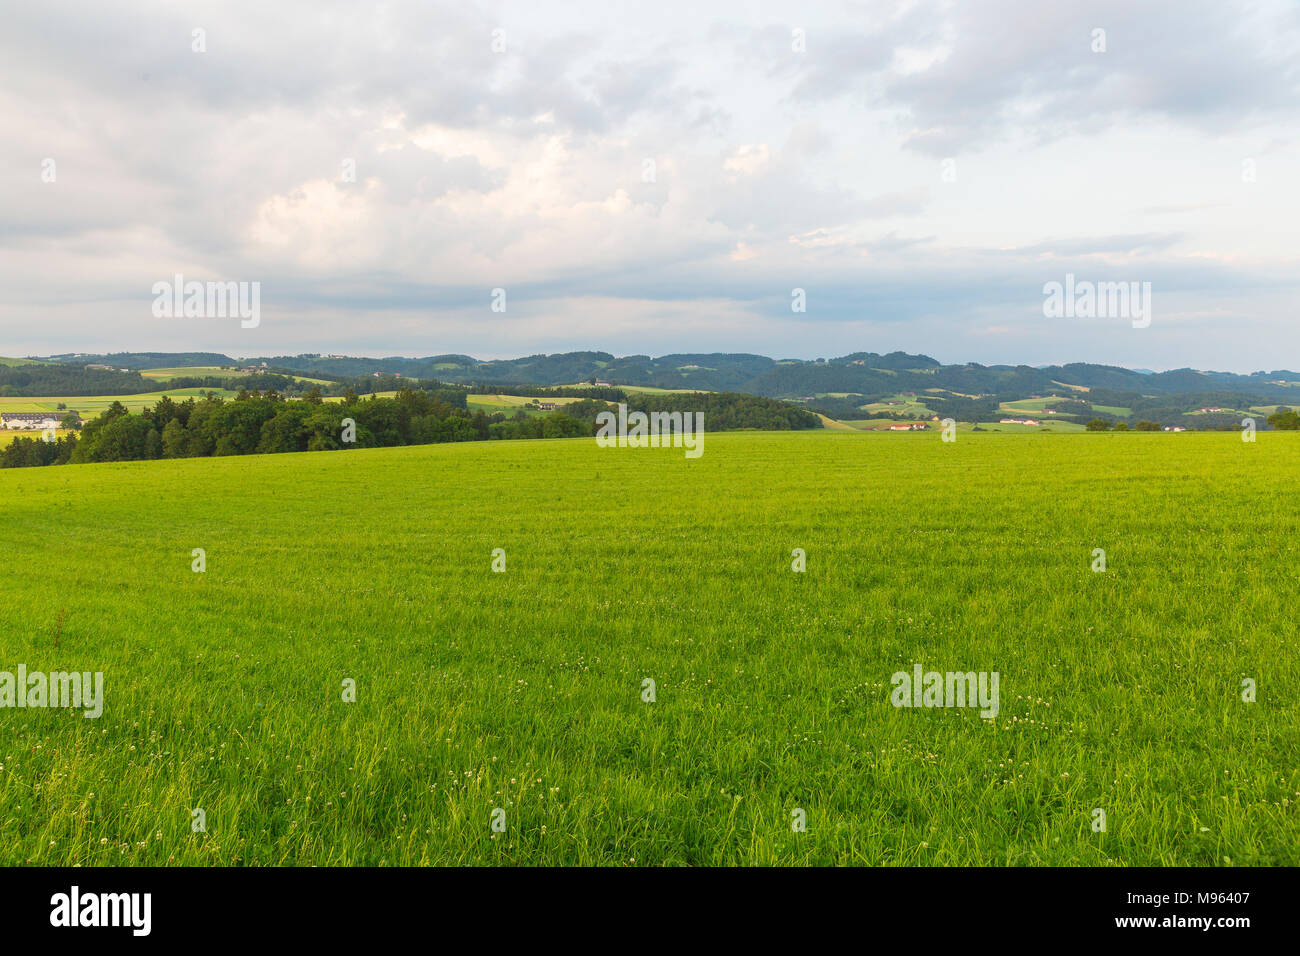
[138,366,233,380]
[977,420,1087,433]
[140,368,334,385]
[0,389,241,416]
[465,393,587,416]
[999,397,1129,418]
[0,431,1296,865]
[842,419,1088,433]
[0,429,72,447]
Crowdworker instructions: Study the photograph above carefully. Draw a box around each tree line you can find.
[0,363,155,397]
[1,387,819,468]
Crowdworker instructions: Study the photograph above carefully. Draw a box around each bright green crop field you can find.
[0,430,1296,865]
[0,389,241,416]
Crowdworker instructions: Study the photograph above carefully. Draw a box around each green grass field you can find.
[857,394,936,417]
[999,397,1132,419]
[999,397,1067,413]
[139,366,233,380]
[0,429,73,447]
[618,385,705,395]
[322,390,399,404]
[839,419,1087,433]
[841,419,928,430]
[0,389,241,416]
[979,420,1087,433]
[466,394,587,416]
[1,431,1296,865]
[0,357,49,367]
[140,367,334,385]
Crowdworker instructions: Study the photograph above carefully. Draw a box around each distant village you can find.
[1,411,82,431]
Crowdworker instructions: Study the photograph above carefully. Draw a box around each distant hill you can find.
[41,352,237,370]
[1,360,155,396]
[217,350,954,393]
[209,351,1299,402]
[29,350,1300,429]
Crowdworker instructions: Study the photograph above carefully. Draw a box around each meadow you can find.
[0,429,72,447]
[841,419,1088,433]
[999,396,1129,418]
[138,366,232,380]
[0,388,240,417]
[465,393,586,416]
[140,367,334,385]
[0,430,1296,866]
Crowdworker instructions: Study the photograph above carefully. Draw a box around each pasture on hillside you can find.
[999,397,1131,419]
[0,431,1295,865]
[0,389,241,417]
[140,367,335,385]
[0,429,73,447]
[465,394,587,417]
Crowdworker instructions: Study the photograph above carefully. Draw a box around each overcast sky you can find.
[2,0,1297,370]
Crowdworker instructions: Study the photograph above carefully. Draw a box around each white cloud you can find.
[0,0,1296,369]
